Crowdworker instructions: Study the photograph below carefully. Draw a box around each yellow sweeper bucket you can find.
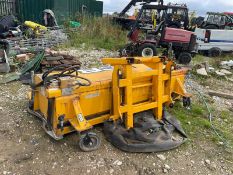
[28,56,191,152]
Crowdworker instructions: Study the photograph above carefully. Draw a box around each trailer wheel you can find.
[79,132,101,152]
[208,47,222,57]
[138,43,157,57]
[178,52,192,65]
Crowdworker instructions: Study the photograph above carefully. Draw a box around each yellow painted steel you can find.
[31,56,190,137]
[69,99,93,132]
[24,21,47,31]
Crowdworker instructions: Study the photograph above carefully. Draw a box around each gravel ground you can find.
[0,49,232,175]
[57,48,119,68]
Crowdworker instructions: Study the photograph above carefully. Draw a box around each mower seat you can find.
[148,21,165,36]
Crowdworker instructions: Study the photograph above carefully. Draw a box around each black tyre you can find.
[204,25,219,29]
[79,132,101,152]
[0,15,18,33]
[119,43,134,57]
[0,40,10,54]
[178,52,192,65]
[138,43,157,57]
[28,100,34,110]
[183,97,191,107]
[208,47,222,57]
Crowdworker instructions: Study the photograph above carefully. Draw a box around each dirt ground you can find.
[0,51,233,175]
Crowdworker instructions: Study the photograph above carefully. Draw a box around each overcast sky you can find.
[102,0,233,16]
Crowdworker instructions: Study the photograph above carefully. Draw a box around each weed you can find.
[169,102,210,134]
[62,16,128,50]
[169,101,233,151]
[192,54,233,68]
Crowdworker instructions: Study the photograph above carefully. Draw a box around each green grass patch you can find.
[62,16,128,50]
[211,109,233,147]
[169,103,211,135]
[168,102,233,151]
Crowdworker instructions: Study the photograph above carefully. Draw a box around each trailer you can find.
[195,28,233,57]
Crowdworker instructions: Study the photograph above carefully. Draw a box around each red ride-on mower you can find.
[120,20,197,65]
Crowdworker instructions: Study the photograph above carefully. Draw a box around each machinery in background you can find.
[195,28,233,57]
[113,0,161,29]
[120,4,197,65]
[118,0,163,17]
[196,12,233,30]
[143,3,189,30]
[28,56,191,152]
[114,0,189,30]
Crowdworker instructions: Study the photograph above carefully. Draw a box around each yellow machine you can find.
[28,56,191,152]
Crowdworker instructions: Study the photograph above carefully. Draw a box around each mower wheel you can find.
[178,52,192,65]
[183,97,191,107]
[208,47,222,57]
[138,43,157,57]
[28,100,34,110]
[79,132,101,152]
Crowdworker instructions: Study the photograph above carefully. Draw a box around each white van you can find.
[195,28,233,57]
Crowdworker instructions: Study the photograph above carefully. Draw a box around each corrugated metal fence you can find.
[16,0,54,24]
[0,0,15,17]
[0,0,103,24]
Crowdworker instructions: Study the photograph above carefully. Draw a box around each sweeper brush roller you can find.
[28,56,191,152]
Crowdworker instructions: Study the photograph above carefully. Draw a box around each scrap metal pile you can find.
[0,11,68,53]
[19,50,81,84]
[7,28,67,51]
[0,49,81,84]
[0,10,80,83]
